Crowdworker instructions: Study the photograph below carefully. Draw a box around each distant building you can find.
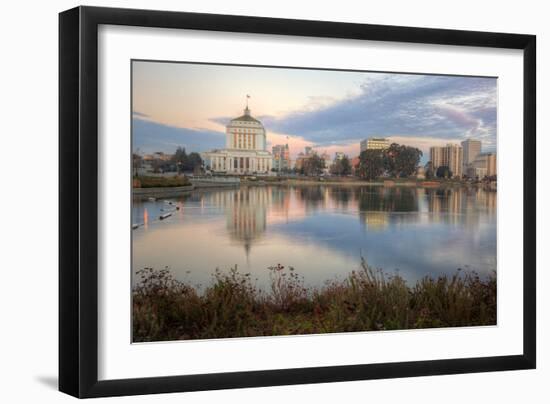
[295,148,330,173]
[321,152,332,174]
[139,152,176,174]
[361,137,390,152]
[472,152,497,178]
[430,144,463,178]
[331,152,346,174]
[136,162,154,175]
[272,144,290,171]
[461,139,482,175]
[143,152,173,162]
[203,101,272,175]
[295,151,309,171]
[430,147,443,171]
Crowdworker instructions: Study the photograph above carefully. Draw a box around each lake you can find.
[132,185,497,289]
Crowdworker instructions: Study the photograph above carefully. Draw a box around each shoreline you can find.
[132,185,194,199]
[132,178,496,196]
[281,179,437,187]
[247,178,496,189]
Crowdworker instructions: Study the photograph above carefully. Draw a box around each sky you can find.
[132,60,497,163]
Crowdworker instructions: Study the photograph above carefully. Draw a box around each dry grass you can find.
[132,260,496,342]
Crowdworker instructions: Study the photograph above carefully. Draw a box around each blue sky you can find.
[132,61,497,162]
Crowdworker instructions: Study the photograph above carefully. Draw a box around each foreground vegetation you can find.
[132,261,496,342]
[134,175,191,188]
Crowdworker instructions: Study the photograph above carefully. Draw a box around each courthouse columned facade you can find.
[203,104,273,175]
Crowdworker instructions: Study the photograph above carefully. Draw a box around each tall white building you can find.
[360,137,390,152]
[430,144,463,178]
[472,152,497,178]
[461,138,482,174]
[203,102,273,175]
[272,144,290,171]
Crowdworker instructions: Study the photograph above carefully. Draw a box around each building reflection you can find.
[143,208,148,230]
[327,187,354,210]
[194,184,496,254]
[361,211,390,231]
[356,186,418,230]
[131,184,497,288]
[205,187,270,256]
[293,185,327,212]
[424,188,463,225]
[423,186,496,227]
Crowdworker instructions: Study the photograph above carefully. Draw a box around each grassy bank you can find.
[134,175,191,188]
[132,261,496,342]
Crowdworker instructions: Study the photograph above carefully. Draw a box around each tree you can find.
[302,154,325,176]
[384,143,423,178]
[186,152,203,171]
[424,161,434,179]
[436,165,453,179]
[331,155,352,176]
[358,149,385,181]
[340,156,352,175]
[151,159,163,174]
[172,147,203,172]
[172,146,188,173]
[132,153,142,177]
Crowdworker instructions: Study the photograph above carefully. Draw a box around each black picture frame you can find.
[59,6,536,398]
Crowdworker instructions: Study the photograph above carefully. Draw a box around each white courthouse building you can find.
[203,104,273,175]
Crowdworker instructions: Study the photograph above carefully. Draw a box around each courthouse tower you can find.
[204,98,273,174]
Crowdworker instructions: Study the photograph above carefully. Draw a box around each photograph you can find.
[0,0,543,401]
[131,60,498,343]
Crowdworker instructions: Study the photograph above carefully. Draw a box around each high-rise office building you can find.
[360,137,390,152]
[430,144,463,178]
[272,144,291,171]
[472,152,497,178]
[461,138,482,174]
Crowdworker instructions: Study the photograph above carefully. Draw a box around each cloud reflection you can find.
[132,186,496,287]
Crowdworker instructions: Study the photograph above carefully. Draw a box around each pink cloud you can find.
[267,131,361,162]
[434,105,481,134]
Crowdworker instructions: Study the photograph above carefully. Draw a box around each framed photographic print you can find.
[59,6,536,398]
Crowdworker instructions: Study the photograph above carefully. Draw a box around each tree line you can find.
[133,147,204,175]
[172,147,203,173]
[357,143,422,180]
[296,154,353,176]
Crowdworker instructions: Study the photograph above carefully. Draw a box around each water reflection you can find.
[132,185,496,288]
[224,188,268,257]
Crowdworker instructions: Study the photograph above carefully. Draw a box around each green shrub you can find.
[135,175,190,188]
